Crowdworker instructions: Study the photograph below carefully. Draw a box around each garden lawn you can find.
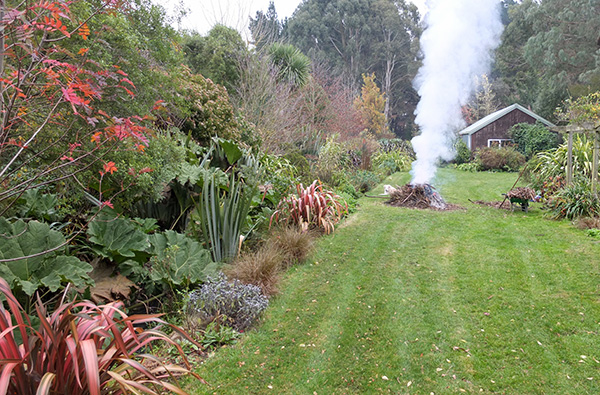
[188,168,600,394]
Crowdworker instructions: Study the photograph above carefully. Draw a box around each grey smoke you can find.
[410,0,503,185]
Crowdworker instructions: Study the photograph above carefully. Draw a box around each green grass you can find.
[187,168,600,394]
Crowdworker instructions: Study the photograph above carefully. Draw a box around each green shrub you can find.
[336,191,359,214]
[508,122,560,159]
[350,170,381,193]
[456,162,482,172]
[529,134,595,190]
[259,154,299,205]
[453,139,472,164]
[316,136,350,185]
[548,180,600,220]
[283,149,312,183]
[201,321,241,348]
[336,182,360,199]
[378,138,414,155]
[587,228,600,238]
[475,147,525,172]
[371,150,412,176]
[238,115,262,150]
[177,69,240,145]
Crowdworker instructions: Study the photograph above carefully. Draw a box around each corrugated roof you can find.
[458,103,555,136]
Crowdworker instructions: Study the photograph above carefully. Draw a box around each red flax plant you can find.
[0,0,153,215]
[271,180,347,234]
[0,278,206,394]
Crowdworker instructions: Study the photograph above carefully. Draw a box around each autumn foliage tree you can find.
[354,73,388,137]
[0,0,153,215]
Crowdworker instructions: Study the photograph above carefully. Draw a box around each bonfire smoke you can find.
[410,0,503,185]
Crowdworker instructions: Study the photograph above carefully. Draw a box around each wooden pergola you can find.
[551,120,600,193]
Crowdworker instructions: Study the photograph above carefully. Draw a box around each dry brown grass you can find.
[576,216,600,229]
[269,226,315,269]
[225,243,283,297]
[224,227,315,296]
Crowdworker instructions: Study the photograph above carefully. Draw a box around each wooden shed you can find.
[459,103,555,150]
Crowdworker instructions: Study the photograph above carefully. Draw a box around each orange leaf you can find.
[91,132,103,143]
[103,161,117,175]
[78,23,90,40]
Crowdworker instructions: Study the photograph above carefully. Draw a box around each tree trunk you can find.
[384,55,395,127]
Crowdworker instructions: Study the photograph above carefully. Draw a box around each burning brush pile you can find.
[386,184,449,210]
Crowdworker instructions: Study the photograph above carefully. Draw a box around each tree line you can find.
[238,0,600,137]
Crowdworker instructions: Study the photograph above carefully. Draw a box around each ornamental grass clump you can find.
[0,278,203,395]
[271,180,347,234]
[270,226,315,269]
[548,180,600,220]
[225,243,283,296]
[187,273,268,331]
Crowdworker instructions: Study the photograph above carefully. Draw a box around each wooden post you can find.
[593,128,599,195]
[567,129,573,186]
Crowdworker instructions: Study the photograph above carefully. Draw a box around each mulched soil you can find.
[469,200,512,210]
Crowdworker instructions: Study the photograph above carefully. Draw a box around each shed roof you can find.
[458,103,555,136]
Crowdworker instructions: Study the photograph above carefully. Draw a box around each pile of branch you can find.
[505,187,536,201]
[386,184,448,210]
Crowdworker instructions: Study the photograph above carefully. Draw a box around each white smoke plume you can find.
[410,0,503,185]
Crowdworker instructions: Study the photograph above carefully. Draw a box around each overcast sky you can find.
[166,0,428,39]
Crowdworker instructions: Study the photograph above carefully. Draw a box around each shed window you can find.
[487,139,513,148]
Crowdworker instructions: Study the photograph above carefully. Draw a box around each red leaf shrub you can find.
[0,278,204,394]
[271,180,347,234]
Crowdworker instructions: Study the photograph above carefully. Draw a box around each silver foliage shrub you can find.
[187,273,268,331]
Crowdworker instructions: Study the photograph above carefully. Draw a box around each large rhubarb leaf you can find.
[148,231,218,288]
[87,213,150,261]
[0,218,93,296]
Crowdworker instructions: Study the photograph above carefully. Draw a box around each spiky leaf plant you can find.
[271,180,347,234]
[267,43,311,87]
[0,278,205,394]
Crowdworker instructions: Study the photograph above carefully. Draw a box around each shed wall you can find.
[470,109,537,150]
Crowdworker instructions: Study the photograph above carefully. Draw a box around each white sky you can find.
[166,0,428,40]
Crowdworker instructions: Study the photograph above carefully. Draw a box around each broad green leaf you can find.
[18,188,59,221]
[176,162,205,185]
[88,214,150,260]
[132,218,159,234]
[148,231,215,287]
[0,218,93,296]
[218,139,243,165]
[39,256,95,292]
